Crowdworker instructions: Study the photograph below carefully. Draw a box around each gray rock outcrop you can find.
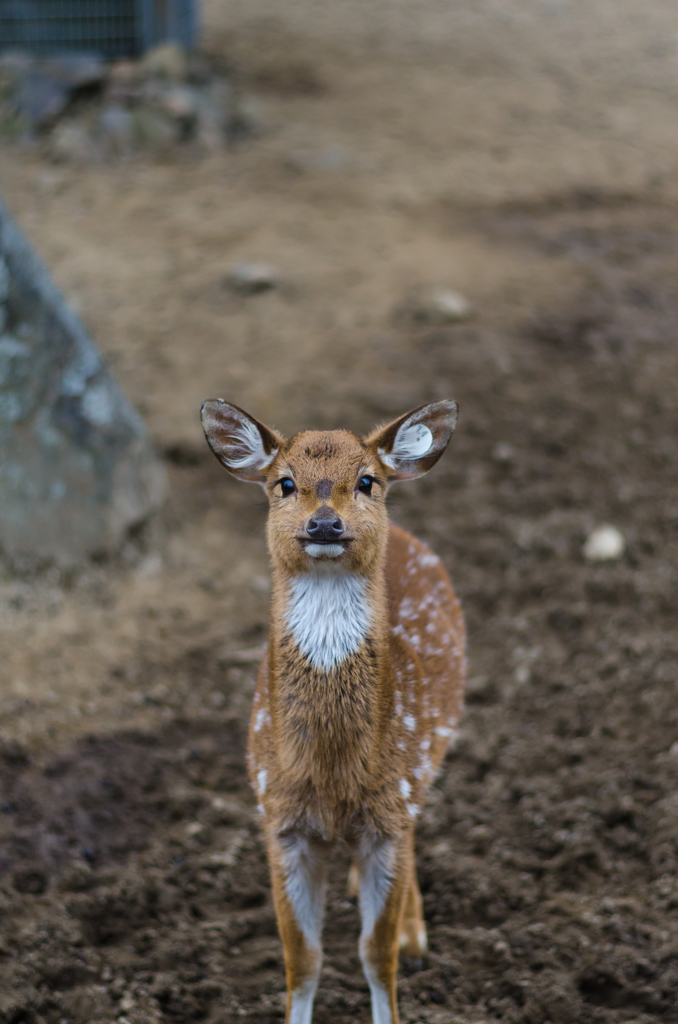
[0,196,165,567]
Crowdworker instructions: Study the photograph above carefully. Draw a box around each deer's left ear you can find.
[364,400,458,481]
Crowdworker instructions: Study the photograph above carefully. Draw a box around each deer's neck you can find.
[267,563,391,796]
[272,560,388,667]
[284,571,375,670]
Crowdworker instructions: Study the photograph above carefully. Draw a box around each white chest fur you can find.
[286,572,372,671]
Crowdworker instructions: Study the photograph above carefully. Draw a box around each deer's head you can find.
[201,400,458,576]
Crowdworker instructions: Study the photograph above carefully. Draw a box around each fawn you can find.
[201,399,466,1024]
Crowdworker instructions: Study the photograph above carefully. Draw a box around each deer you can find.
[201,398,466,1024]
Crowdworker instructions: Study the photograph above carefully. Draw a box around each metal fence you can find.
[0,0,198,58]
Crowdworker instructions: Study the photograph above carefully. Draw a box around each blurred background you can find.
[1,2,677,1022]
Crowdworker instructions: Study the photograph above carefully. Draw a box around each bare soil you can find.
[1,3,677,1022]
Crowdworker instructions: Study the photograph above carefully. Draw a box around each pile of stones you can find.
[0,44,252,161]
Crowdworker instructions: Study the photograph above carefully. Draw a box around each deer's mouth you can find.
[297,537,352,558]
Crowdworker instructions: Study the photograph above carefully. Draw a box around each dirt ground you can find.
[1,2,678,1021]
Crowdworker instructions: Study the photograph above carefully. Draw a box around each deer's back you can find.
[386,524,466,770]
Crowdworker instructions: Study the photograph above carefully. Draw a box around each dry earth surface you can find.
[1,1,678,1022]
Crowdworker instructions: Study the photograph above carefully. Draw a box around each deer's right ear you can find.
[201,400,284,484]
[364,400,458,482]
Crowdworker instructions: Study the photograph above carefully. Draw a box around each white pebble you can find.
[227,263,278,294]
[583,525,625,562]
[492,442,515,463]
[419,288,471,324]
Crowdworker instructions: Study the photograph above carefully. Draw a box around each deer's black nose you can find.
[306,505,345,541]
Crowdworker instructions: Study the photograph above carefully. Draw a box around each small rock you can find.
[98,105,133,156]
[493,442,515,463]
[287,146,351,174]
[109,59,143,85]
[161,84,199,121]
[583,525,625,562]
[142,42,187,81]
[227,263,279,294]
[136,553,163,578]
[119,992,136,1012]
[210,796,253,826]
[35,169,64,194]
[195,80,231,149]
[131,108,176,150]
[417,288,472,324]
[49,121,99,163]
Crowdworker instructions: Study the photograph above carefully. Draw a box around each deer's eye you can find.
[358,476,374,496]
[278,478,296,497]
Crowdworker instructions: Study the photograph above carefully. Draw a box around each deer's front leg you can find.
[356,834,411,1024]
[267,831,329,1024]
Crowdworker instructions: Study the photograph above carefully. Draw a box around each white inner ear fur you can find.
[221,416,277,470]
[379,421,433,468]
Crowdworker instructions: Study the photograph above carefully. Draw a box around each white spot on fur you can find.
[435,725,458,740]
[403,714,416,731]
[287,573,372,671]
[400,924,428,955]
[399,597,414,617]
[414,757,431,781]
[399,778,411,799]
[257,769,267,795]
[253,707,267,732]
[406,802,419,818]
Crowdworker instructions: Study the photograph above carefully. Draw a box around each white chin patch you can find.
[305,543,344,558]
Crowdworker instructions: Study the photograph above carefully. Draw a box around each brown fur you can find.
[201,399,465,1023]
